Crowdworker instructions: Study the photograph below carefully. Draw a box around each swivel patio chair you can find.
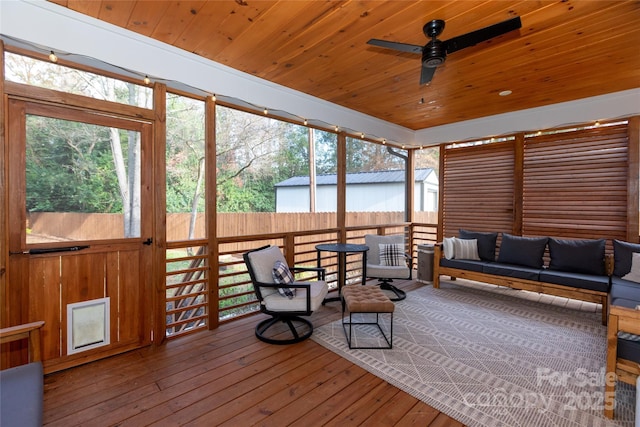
[365,234,412,301]
[243,245,328,344]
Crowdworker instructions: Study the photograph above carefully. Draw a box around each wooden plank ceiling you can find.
[48,0,640,131]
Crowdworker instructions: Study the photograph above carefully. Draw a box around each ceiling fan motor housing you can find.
[422,40,446,68]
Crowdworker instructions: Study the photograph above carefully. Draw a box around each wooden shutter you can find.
[522,124,629,241]
[442,141,515,238]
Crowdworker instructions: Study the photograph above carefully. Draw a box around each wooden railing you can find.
[164,222,438,339]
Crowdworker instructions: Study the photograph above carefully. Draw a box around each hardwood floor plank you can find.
[42,280,467,426]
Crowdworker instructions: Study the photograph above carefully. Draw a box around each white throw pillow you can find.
[443,237,455,259]
[453,238,481,261]
[622,252,640,283]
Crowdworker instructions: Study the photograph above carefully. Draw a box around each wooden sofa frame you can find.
[432,243,611,325]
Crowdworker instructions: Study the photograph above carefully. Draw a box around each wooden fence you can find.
[28,211,439,242]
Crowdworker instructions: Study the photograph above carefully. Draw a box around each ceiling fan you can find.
[367,16,522,85]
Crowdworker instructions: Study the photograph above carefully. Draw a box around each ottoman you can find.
[341,285,394,349]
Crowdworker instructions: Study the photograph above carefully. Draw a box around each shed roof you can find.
[275,168,434,187]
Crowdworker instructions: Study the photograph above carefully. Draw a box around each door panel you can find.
[7,99,153,372]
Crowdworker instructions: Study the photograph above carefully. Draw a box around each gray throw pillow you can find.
[497,233,548,268]
[548,238,606,276]
[459,229,498,261]
[613,239,640,277]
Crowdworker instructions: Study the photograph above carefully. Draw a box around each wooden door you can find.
[6,99,154,373]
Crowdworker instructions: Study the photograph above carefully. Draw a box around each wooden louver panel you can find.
[522,124,629,241]
[442,141,515,238]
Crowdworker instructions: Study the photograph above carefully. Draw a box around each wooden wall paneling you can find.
[28,256,62,361]
[337,131,346,241]
[522,123,629,242]
[152,83,167,343]
[207,98,218,330]
[110,249,145,346]
[0,40,5,330]
[437,144,445,243]
[442,141,515,238]
[513,133,525,235]
[627,116,639,242]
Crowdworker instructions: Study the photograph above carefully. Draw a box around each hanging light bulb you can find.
[382,139,387,145]
[303,119,308,126]
[360,133,365,139]
[211,94,216,102]
[263,107,268,115]
[48,51,58,63]
[334,125,339,132]
[143,76,151,85]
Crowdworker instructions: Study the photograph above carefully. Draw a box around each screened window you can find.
[345,138,406,226]
[166,93,206,241]
[26,115,142,243]
[5,52,152,108]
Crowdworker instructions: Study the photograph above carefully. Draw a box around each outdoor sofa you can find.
[433,230,612,324]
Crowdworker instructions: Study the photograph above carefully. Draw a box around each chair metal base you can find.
[255,315,313,345]
[378,279,407,301]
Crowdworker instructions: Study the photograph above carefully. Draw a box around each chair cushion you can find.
[0,361,43,427]
[453,237,480,260]
[548,237,606,276]
[497,233,548,268]
[459,229,498,261]
[618,333,640,364]
[613,239,640,277]
[272,260,296,299]
[262,281,328,312]
[246,246,288,297]
[439,258,488,272]
[379,243,406,267]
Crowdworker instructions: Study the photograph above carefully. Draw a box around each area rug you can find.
[311,280,636,426]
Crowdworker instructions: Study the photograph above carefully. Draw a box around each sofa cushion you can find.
[539,270,610,293]
[483,263,541,281]
[442,237,455,259]
[613,239,640,277]
[439,258,488,273]
[459,229,498,261]
[548,237,606,276]
[618,336,640,364]
[497,233,548,269]
[610,276,640,308]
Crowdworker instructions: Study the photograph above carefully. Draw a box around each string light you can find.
[360,132,365,139]
[594,120,600,126]
[263,107,268,115]
[143,75,151,85]
[334,125,339,132]
[48,51,58,63]
[382,139,386,145]
[303,119,308,126]
[211,94,216,102]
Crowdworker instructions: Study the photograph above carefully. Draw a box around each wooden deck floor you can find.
[43,280,465,427]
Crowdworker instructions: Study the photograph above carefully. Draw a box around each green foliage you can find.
[25,115,124,212]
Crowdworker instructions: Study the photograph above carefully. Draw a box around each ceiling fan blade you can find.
[367,39,423,54]
[420,65,437,85]
[443,16,521,54]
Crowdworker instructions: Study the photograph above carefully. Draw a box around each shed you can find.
[275,168,438,212]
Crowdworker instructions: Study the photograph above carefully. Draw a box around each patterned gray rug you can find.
[312,280,636,427]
